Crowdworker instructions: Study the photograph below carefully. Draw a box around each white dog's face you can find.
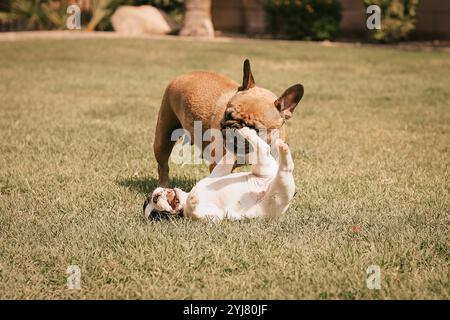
[143,187,186,219]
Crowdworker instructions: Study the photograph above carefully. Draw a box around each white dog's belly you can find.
[185,172,273,220]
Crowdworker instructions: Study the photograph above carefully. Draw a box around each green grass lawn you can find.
[0,37,449,299]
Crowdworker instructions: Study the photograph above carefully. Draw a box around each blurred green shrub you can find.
[0,0,68,30]
[364,0,419,43]
[265,0,342,40]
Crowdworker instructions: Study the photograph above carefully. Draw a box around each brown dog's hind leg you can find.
[154,95,181,187]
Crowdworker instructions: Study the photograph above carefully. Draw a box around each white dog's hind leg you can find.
[258,139,295,218]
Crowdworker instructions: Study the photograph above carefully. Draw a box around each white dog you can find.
[143,127,296,220]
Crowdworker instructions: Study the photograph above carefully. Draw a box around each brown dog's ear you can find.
[275,84,304,120]
[238,59,255,91]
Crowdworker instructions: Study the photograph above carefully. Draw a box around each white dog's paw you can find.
[187,191,200,208]
[277,139,290,154]
[239,126,257,140]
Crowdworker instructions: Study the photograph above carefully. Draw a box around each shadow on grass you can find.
[117,176,198,195]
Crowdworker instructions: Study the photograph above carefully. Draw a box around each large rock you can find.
[111,5,179,35]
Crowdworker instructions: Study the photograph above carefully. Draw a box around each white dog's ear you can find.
[239,59,255,91]
[143,193,155,219]
[143,188,164,219]
[144,202,155,219]
[275,84,304,120]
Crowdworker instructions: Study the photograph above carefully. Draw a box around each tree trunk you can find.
[180,0,214,38]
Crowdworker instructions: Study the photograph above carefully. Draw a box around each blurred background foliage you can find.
[0,0,424,43]
[0,0,68,30]
[364,0,419,43]
[265,0,342,41]
[0,0,185,31]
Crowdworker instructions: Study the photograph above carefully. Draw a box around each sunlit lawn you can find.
[0,37,449,299]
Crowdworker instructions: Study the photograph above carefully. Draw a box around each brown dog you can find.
[154,59,304,187]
